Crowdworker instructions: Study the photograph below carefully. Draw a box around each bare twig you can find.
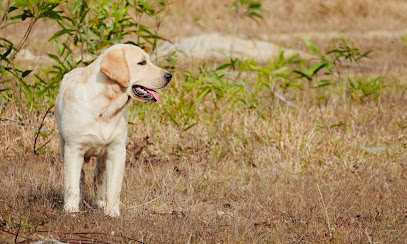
[363,228,373,244]
[249,87,296,162]
[82,200,95,210]
[230,11,240,58]
[9,0,46,62]
[272,90,297,108]
[0,117,27,127]
[0,0,12,28]
[14,222,21,243]
[61,234,111,244]
[387,227,407,244]
[0,117,26,125]
[34,103,54,155]
[317,184,331,234]
[0,227,35,243]
[0,123,24,127]
[125,177,180,209]
[37,230,144,244]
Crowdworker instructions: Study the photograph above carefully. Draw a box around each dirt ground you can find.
[1,0,407,243]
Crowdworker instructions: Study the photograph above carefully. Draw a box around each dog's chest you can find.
[81,119,127,158]
[90,113,126,143]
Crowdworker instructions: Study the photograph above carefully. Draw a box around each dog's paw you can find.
[104,206,120,217]
[64,204,80,213]
[96,200,106,209]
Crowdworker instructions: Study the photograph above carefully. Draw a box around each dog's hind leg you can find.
[79,156,90,206]
[58,134,65,162]
[94,154,107,210]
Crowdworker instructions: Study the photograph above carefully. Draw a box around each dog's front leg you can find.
[104,144,126,217]
[63,145,84,213]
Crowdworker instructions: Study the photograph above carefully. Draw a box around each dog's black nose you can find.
[164,72,172,83]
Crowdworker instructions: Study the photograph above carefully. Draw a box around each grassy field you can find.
[1,0,407,243]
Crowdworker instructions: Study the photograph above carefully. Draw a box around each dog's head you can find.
[100,44,172,104]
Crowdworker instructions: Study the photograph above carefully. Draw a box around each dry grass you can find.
[167,0,407,34]
[2,85,407,243]
[1,0,407,243]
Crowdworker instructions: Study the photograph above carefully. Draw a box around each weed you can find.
[348,75,384,102]
[229,0,268,57]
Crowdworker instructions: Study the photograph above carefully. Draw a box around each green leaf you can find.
[372,93,381,101]
[40,10,62,20]
[22,70,32,78]
[248,12,263,19]
[8,6,18,13]
[12,0,30,7]
[167,113,179,126]
[248,2,262,9]
[1,44,13,59]
[112,9,127,19]
[310,62,327,76]
[47,54,61,63]
[216,63,230,70]
[330,123,345,128]
[47,0,64,5]
[49,29,75,41]
[183,123,197,131]
[302,37,324,58]
[293,70,311,81]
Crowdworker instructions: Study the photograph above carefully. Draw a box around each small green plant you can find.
[1,0,173,109]
[49,0,167,60]
[0,0,64,107]
[157,62,248,131]
[295,37,371,86]
[292,37,385,102]
[40,0,170,104]
[229,0,267,57]
[401,34,407,47]
[348,75,384,102]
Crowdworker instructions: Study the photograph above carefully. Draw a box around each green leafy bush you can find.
[0,0,170,108]
[0,0,385,129]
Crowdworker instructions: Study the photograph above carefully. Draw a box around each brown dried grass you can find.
[1,0,407,243]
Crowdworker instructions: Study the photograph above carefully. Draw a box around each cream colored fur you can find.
[55,44,170,217]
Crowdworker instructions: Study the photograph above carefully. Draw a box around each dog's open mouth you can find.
[132,85,161,104]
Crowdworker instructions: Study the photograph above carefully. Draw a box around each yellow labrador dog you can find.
[55,44,172,216]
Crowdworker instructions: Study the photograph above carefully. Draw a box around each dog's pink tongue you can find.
[147,89,161,104]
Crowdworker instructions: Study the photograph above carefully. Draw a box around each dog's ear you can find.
[100,47,130,87]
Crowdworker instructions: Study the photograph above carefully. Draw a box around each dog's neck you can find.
[90,72,132,121]
[98,95,131,120]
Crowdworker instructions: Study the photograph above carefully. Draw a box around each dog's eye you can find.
[138,60,146,65]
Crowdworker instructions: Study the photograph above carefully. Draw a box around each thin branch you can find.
[0,228,35,243]
[9,17,37,62]
[0,0,12,27]
[317,184,331,234]
[0,117,26,125]
[388,227,407,244]
[65,234,111,244]
[9,0,49,62]
[272,90,297,108]
[0,123,24,127]
[36,230,144,244]
[34,103,54,155]
[249,88,297,164]
[125,177,180,209]
[14,222,21,243]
